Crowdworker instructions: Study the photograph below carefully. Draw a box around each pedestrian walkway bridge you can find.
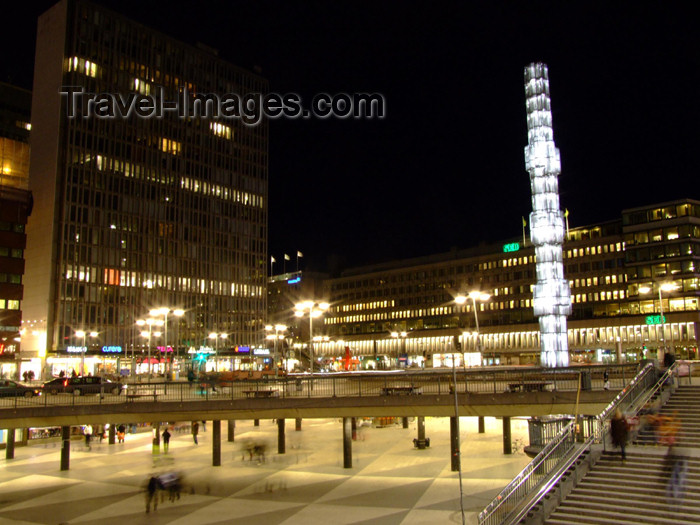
[0,364,631,429]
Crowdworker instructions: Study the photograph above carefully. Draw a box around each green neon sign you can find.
[503,242,520,253]
[645,315,666,325]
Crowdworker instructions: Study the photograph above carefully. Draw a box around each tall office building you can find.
[22,0,268,377]
[0,83,33,378]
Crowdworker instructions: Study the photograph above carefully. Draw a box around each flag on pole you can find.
[270,256,276,263]
[564,209,570,239]
[284,254,290,261]
[522,216,527,227]
[297,251,303,258]
[522,216,527,247]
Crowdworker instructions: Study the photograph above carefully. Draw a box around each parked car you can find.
[42,376,124,396]
[0,379,42,398]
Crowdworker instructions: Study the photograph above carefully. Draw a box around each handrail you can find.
[478,362,659,525]
[0,363,639,412]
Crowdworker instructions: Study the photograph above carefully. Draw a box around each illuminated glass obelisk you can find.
[524,63,572,368]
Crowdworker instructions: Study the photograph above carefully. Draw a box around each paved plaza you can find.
[0,416,530,525]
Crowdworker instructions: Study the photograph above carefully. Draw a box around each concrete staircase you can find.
[635,385,700,448]
[544,449,700,524]
[536,383,700,524]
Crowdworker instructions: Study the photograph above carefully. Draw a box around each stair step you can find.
[550,504,698,525]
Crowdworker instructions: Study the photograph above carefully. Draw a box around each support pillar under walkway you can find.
[343,417,352,468]
[503,416,512,455]
[277,418,286,454]
[5,428,15,460]
[213,420,221,466]
[60,426,70,471]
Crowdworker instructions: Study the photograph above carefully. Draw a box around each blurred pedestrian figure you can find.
[192,421,199,444]
[162,428,171,453]
[610,410,629,461]
[117,424,126,443]
[84,424,93,450]
[603,369,610,390]
[666,446,688,509]
[145,475,160,513]
[187,368,194,388]
[202,420,207,432]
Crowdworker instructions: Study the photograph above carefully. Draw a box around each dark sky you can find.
[4,2,699,275]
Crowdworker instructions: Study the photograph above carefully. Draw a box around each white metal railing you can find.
[478,362,661,525]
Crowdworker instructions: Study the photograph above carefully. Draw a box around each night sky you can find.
[4,2,698,275]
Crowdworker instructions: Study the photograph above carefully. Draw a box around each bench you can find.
[125,392,159,402]
[242,389,279,398]
[381,386,422,396]
[508,381,553,393]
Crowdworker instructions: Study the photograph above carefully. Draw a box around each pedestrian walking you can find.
[192,421,199,445]
[84,424,93,450]
[610,409,629,461]
[603,369,610,390]
[117,424,126,443]
[145,475,160,513]
[162,428,171,453]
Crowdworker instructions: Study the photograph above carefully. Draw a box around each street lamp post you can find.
[208,332,227,372]
[150,308,185,378]
[137,318,163,378]
[265,324,287,376]
[75,330,97,376]
[294,301,329,374]
[390,331,407,369]
[455,291,491,364]
[639,282,677,362]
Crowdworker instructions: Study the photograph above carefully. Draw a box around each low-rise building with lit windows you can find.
[312,199,699,369]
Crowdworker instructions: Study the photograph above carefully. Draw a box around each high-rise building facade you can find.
[313,199,699,370]
[0,83,33,378]
[22,0,268,378]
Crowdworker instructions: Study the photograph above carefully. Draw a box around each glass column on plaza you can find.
[524,62,572,367]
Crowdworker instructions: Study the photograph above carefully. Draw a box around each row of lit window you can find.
[496,256,535,268]
[64,266,264,298]
[337,300,394,313]
[82,153,263,209]
[0,299,20,310]
[480,256,534,271]
[570,274,626,288]
[493,286,531,297]
[566,243,624,258]
[67,56,98,78]
[572,290,626,303]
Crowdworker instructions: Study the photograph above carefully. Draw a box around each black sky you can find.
[4,1,699,275]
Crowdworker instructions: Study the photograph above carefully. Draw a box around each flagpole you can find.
[565,209,570,240]
[522,217,527,247]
